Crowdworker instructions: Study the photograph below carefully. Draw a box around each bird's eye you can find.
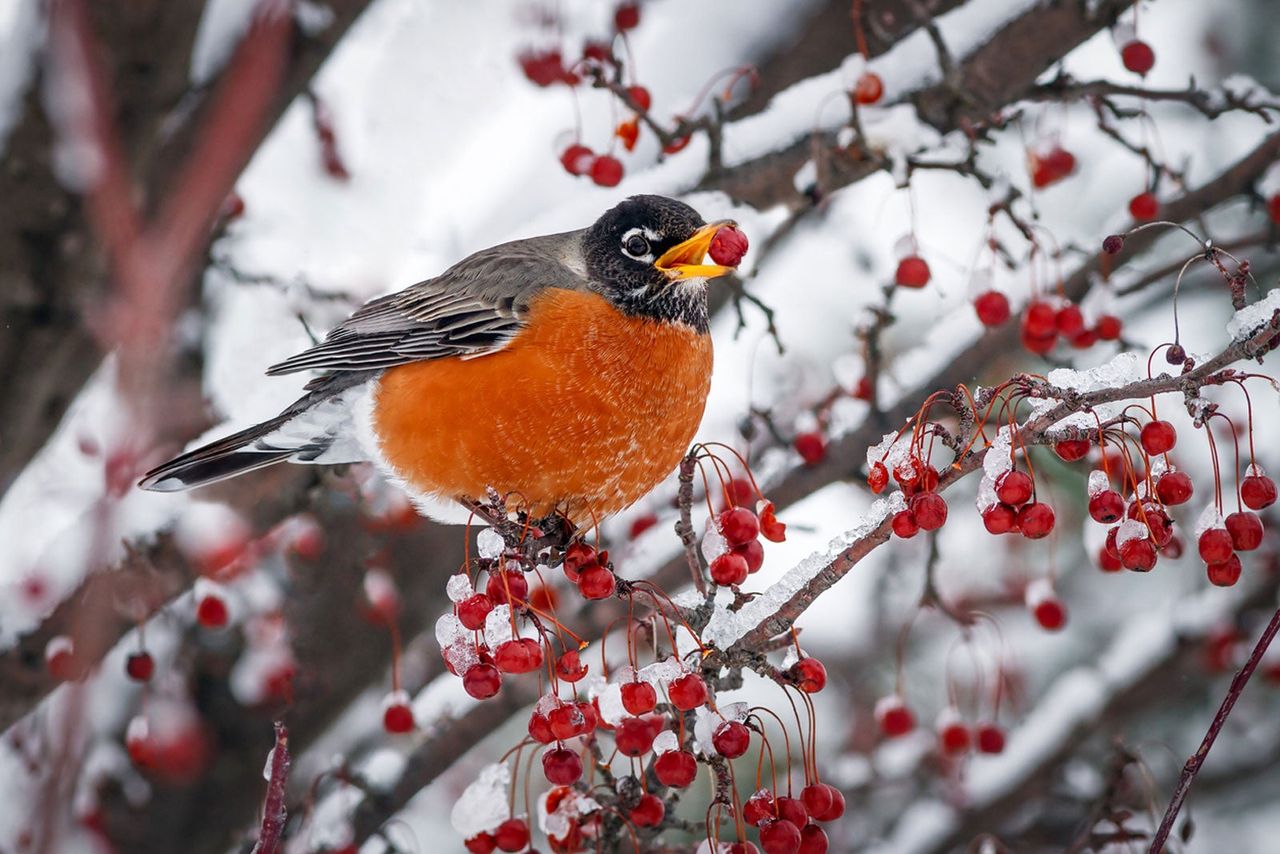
[623,234,650,257]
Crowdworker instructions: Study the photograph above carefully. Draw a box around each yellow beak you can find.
[655,222,736,281]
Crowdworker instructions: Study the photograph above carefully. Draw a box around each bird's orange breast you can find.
[370,288,713,518]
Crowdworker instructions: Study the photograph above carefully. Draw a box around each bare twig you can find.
[1149,603,1280,852]
[251,722,291,854]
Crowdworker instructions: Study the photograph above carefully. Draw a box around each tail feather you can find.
[138,414,305,492]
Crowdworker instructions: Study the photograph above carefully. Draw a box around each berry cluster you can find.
[1017,298,1123,354]
[709,502,785,586]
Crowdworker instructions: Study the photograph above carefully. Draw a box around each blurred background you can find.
[2,0,1280,851]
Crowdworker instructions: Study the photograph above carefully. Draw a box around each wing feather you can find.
[268,230,587,377]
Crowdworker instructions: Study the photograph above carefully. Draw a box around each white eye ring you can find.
[620,226,656,261]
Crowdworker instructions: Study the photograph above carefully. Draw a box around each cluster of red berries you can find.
[866,457,949,538]
[740,781,844,853]
[1019,298,1123,354]
[874,695,1007,755]
[1194,468,1275,587]
[980,468,1056,540]
[709,502,786,586]
[466,817,532,854]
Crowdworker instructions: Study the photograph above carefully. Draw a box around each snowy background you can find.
[2,0,1280,852]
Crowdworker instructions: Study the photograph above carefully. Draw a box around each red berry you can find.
[1032,597,1067,631]
[1055,439,1091,461]
[1226,511,1264,551]
[548,703,586,740]
[759,819,801,854]
[560,144,594,176]
[494,638,543,674]
[458,593,495,630]
[789,657,827,693]
[894,255,930,288]
[744,789,776,826]
[486,569,528,605]
[995,470,1033,506]
[1119,536,1158,572]
[720,508,761,546]
[556,649,588,682]
[626,85,652,112]
[1017,501,1055,538]
[794,432,826,465]
[982,503,1018,535]
[614,3,640,31]
[1096,314,1123,340]
[1098,544,1123,573]
[668,673,709,710]
[654,749,698,787]
[1269,193,1280,225]
[1055,304,1085,336]
[853,71,884,105]
[1156,470,1194,505]
[710,552,749,586]
[1140,420,1177,455]
[735,539,765,574]
[528,711,554,744]
[126,651,154,682]
[1023,301,1057,337]
[1089,490,1125,523]
[812,784,844,821]
[621,681,658,715]
[712,720,751,758]
[615,716,658,757]
[1129,191,1159,220]
[974,290,1011,326]
[493,818,530,852]
[1207,554,1243,587]
[891,510,919,539]
[1022,329,1058,354]
[578,564,616,599]
[758,501,787,542]
[462,663,502,699]
[542,747,583,784]
[800,784,833,819]
[709,225,750,267]
[196,594,229,628]
[977,723,1006,754]
[45,637,84,682]
[465,833,497,854]
[1120,39,1156,75]
[589,155,624,187]
[876,696,915,737]
[663,134,691,155]
[938,721,971,755]
[868,461,889,493]
[776,796,808,828]
[1198,528,1235,564]
[799,823,830,854]
[910,493,948,531]
[383,701,415,733]
[1031,147,1076,188]
[1242,474,1277,509]
[630,792,664,827]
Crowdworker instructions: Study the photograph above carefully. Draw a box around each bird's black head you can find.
[582,195,735,332]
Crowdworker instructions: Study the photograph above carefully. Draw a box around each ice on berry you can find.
[977,427,1015,511]
[450,762,512,837]
[652,730,680,754]
[483,604,514,648]
[446,573,473,603]
[475,527,505,559]
[1194,504,1225,537]
[1116,518,1149,547]
[1087,470,1110,497]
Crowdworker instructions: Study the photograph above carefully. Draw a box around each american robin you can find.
[140,195,740,520]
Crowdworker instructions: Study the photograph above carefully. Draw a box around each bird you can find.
[139,195,741,522]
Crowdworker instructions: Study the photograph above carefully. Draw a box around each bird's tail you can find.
[138,412,310,492]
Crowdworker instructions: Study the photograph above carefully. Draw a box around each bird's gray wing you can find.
[266,230,589,380]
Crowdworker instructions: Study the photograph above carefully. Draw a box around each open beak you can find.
[655,221,736,281]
